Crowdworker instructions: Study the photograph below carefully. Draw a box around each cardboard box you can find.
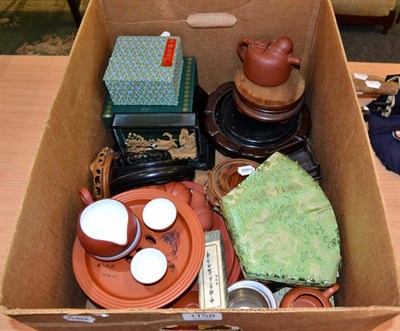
[0,0,399,330]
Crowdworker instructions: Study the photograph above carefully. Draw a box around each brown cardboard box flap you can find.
[1,307,399,331]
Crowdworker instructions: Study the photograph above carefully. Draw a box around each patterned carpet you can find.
[339,20,400,63]
[0,0,88,55]
[1,0,399,61]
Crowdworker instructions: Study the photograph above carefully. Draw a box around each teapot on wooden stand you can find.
[237,36,301,87]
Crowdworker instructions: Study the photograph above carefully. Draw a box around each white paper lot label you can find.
[182,313,223,321]
[63,315,96,323]
[237,165,255,176]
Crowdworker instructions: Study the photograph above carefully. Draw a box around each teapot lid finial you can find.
[270,36,294,54]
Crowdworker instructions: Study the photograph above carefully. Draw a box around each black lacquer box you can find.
[111,106,215,170]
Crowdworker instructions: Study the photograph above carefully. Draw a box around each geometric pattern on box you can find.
[221,152,341,287]
[103,36,183,105]
[102,57,197,127]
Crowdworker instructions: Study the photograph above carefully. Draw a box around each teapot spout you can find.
[288,55,301,66]
[322,283,340,299]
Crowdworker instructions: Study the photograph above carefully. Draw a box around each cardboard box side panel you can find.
[8,308,400,331]
[307,1,399,307]
[0,0,114,310]
[102,0,321,92]
[1,0,399,328]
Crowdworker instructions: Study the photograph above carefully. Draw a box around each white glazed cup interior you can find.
[142,198,177,231]
[130,248,168,284]
[80,199,129,245]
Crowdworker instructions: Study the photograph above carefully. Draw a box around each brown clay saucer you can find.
[232,87,305,122]
[234,68,305,110]
[72,189,205,309]
[205,158,260,214]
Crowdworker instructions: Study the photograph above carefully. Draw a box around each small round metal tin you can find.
[228,280,277,309]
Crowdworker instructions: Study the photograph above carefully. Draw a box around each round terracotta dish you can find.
[72,189,205,309]
[234,68,305,111]
[206,158,259,214]
[232,87,305,123]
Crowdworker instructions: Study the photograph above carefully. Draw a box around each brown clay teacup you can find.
[77,187,141,261]
[279,283,340,308]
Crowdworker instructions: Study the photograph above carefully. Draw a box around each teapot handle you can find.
[79,187,95,206]
[237,37,253,62]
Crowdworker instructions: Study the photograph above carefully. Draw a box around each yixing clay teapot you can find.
[280,283,340,308]
[237,36,301,87]
[77,187,141,260]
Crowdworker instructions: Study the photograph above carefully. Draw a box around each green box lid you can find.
[103,57,197,127]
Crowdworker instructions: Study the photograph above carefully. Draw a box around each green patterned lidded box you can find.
[102,57,197,128]
[103,36,183,105]
[221,152,342,288]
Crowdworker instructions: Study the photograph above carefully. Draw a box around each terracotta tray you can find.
[72,189,205,308]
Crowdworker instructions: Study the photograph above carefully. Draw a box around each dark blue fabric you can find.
[366,74,400,175]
